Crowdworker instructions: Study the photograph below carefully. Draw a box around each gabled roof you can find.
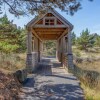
[26,9,73,31]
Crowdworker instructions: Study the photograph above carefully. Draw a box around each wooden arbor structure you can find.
[26,9,73,72]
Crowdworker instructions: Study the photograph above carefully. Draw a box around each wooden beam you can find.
[32,29,42,41]
[57,28,68,40]
[34,25,66,28]
[39,34,59,40]
[34,28,65,32]
[39,34,59,38]
[37,31,62,35]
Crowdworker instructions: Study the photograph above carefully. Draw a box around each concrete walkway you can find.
[19,58,84,100]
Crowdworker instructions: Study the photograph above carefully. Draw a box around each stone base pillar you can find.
[26,52,38,73]
[67,54,74,72]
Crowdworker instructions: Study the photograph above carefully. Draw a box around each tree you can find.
[94,35,100,47]
[0,0,93,16]
[17,28,27,52]
[76,28,94,51]
[0,15,26,53]
[71,31,76,45]
[43,40,56,56]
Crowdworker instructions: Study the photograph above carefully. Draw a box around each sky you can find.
[1,0,100,36]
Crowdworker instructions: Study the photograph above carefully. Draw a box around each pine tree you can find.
[0,15,26,53]
[94,35,100,47]
[0,0,93,16]
[76,28,94,51]
[71,32,76,45]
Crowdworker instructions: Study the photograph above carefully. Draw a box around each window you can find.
[45,19,55,25]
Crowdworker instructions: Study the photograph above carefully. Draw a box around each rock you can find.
[14,69,27,83]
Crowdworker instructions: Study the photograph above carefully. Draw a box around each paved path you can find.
[19,58,84,100]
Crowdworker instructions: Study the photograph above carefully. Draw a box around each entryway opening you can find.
[42,40,56,58]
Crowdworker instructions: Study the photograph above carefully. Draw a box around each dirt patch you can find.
[0,71,21,100]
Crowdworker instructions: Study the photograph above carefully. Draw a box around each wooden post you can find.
[27,32,32,54]
[67,32,72,54]
[34,36,38,52]
[56,41,58,59]
[62,36,66,53]
[38,39,40,62]
[61,36,66,66]
[26,31,33,73]
[58,40,61,62]
[57,40,59,61]
[61,37,64,64]
[67,32,74,71]
[40,41,43,60]
[62,36,66,67]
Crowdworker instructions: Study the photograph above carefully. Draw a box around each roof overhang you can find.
[26,9,73,40]
[26,9,73,31]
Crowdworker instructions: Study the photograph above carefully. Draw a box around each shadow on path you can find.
[30,83,84,100]
[19,57,84,100]
[23,78,35,88]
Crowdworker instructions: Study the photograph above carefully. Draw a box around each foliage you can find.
[43,40,56,56]
[0,15,26,53]
[76,29,95,51]
[17,29,27,52]
[0,0,93,16]
[81,82,100,100]
[94,35,100,47]
[71,31,76,45]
